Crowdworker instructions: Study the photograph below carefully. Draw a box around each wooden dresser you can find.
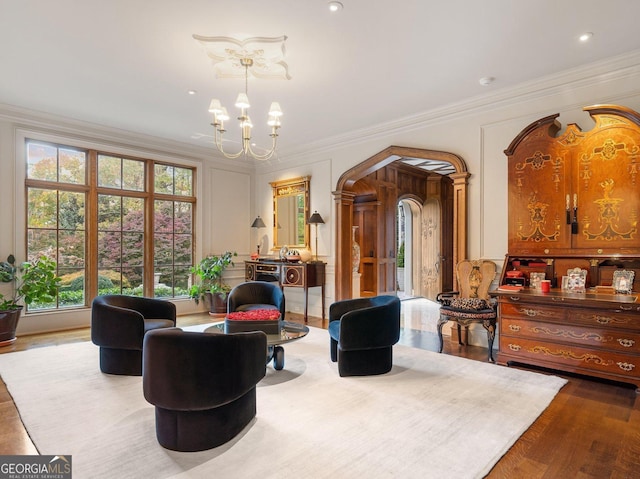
[244,260,325,321]
[498,105,640,391]
[497,286,640,390]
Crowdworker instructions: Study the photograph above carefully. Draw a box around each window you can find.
[25,140,195,310]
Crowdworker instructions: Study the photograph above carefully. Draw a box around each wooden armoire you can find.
[496,104,640,391]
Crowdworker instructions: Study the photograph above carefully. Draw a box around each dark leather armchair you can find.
[227,281,285,318]
[328,295,401,377]
[91,295,176,376]
[143,328,267,452]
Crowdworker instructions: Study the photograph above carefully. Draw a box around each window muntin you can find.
[154,164,193,196]
[154,200,193,298]
[97,195,145,295]
[98,154,145,191]
[27,142,86,184]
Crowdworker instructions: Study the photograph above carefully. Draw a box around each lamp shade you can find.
[208,99,223,114]
[308,211,325,224]
[235,93,250,109]
[251,216,266,228]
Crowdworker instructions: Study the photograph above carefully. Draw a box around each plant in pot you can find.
[0,254,61,346]
[189,251,237,314]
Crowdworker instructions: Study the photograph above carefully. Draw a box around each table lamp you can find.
[251,216,266,256]
[307,211,325,262]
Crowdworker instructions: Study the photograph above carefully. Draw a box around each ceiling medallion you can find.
[192,35,291,80]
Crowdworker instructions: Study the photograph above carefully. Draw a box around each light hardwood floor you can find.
[1,298,639,477]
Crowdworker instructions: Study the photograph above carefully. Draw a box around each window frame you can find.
[18,131,198,312]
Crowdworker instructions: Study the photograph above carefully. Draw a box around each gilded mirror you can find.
[270,176,310,250]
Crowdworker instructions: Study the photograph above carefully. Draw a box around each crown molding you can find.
[0,102,254,174]
[276,49,640,162]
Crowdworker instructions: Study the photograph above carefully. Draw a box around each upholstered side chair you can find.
[143,328,267,452]
[436,259,497,362]
[328,295,401,377]
[227,281,286,318]
[91,294,176,376]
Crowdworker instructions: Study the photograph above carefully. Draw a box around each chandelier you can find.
[208,57,283,160]
[193,35,290,161]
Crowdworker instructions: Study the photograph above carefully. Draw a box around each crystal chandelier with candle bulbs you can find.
[193,35,290,161]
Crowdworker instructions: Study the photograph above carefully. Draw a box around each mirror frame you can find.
[270,176,310,250]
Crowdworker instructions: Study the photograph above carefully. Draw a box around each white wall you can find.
[3,51,640,338]
[259,51,640,343]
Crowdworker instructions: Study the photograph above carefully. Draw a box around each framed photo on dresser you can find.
[529,272,545,290]
[563,268,587,293]
[613,270,634,294]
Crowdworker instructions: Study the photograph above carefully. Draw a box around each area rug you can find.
[0,325,567,479]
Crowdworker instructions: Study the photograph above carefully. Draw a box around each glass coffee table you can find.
[204,321,309,370]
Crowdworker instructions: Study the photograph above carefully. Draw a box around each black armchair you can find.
[227,281,286,318]
[143,328,267,452]
[91,295,176,376]
[328,295,401,377]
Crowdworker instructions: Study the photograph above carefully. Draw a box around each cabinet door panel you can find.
[573,117,640,250]
[507,120,572,253]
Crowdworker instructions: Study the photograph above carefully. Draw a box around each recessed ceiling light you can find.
[187,89,197,95]
[479,77,495,86]
[579,32,593,42]
[328,1,343,13]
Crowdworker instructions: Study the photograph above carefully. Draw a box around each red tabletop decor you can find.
[225,309,281,334]
[226,309,281,321]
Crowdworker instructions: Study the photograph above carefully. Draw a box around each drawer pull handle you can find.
[508,344,521,351]
[596,316,612,325]
[523,309,538,317]
[509,324,521,332]
[618,338,635,348]
[620,305,633,311]
[551,297,564,302]
[617,362,636,372]
[509,296,521,301]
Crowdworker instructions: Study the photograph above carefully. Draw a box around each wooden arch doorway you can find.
[332,145,470,301]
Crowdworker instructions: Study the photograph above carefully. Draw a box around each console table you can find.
[244,260,326,322]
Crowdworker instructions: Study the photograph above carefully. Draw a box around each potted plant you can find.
[0,254,61,346]
[189,251,237,314]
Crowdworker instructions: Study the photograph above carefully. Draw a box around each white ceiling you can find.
[2,0,640,160]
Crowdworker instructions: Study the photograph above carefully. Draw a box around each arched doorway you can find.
[396,197,421,299]
[333,145,469,301]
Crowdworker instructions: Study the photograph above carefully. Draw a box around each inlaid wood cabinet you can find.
[498,105,640,390]
[505,105,640,256]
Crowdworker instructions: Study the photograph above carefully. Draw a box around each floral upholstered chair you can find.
[436,259,497,362]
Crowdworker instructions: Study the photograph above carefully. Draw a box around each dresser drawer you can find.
[499,303,566,322]
[499,336,640,380]
[569,309,640,330]
[500,317,640,353]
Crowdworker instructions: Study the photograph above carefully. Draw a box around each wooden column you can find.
[333,190,355,301]
[449,171,470,292]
